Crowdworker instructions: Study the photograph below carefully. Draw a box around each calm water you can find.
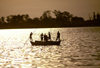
[0,27,100,68]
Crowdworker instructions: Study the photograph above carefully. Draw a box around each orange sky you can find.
[0,0,100,20]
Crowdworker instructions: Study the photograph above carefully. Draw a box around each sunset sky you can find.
[0,0,100,20]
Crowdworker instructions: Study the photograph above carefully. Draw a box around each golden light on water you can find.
[0,28,56,50]
[0,28,52,41]
[0,27,100,68]
[0,28,60,68]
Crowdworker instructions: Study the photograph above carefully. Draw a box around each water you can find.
[0,27,100,68]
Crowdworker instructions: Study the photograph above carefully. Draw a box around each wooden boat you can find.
[30,40,61,45]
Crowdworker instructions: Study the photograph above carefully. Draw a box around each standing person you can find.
[40,33,44,41]
[56,31,60,41]
[30,32,33,41]
[44,34,48,42]
[48,32,51,41]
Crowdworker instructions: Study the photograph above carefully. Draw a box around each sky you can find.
[0,0,100,20]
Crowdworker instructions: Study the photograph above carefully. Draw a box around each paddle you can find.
[24,31,34,46]
[24,37,30,45]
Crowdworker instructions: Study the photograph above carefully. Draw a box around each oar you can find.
[24,37,30,45]
[24,31,34,45]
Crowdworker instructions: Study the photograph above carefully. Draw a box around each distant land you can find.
[0,10,100,29]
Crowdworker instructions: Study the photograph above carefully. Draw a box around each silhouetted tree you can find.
[53,10,72,22]
[40,10,52,23]
[33,17,40,23]
[6,16,10,23]
[71,16,85,26]
[23,14,30,22]
[0,10,100,29]
[96,13,100,23]
[0,17,5,24]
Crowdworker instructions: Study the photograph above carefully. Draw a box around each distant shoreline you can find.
[0,10,100,29]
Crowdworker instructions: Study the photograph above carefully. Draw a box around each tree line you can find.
[0,10,100,28]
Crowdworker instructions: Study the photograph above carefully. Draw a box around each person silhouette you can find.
[56,31,60,41]
[48,32,51,41]
[40,33,44,41]
[30,32,33,41]
[44,34,48,42]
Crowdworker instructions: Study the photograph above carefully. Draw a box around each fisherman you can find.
[30,32,33,41]
[44,34,48,42]
[56,31,60,41]
[40,33,44,41]
[48,32,51,41]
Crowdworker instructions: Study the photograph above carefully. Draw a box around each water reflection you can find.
[0,27,100,68]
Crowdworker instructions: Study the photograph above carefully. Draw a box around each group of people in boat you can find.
[30,31,60,42]
[40,32,51,42]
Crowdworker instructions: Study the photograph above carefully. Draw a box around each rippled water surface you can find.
[0,27,100,68]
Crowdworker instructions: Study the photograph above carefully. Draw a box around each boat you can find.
[30,40,61,45]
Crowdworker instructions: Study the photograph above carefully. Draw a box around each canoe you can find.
[30,40,61,45]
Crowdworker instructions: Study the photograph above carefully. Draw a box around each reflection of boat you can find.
[30,40,61,45]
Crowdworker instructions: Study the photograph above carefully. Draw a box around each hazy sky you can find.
[0,0,100,20]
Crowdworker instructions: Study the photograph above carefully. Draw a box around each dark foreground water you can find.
[0,27,100,68]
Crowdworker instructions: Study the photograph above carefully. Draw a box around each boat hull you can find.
[30,41,61,45]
